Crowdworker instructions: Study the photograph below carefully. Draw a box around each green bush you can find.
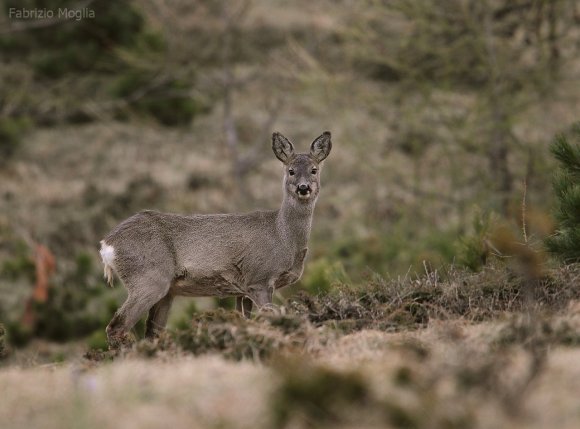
[457,209,497,271]
[2,0,144,77]
[328,222,459,278]
[173,301,199,331]
[110,71,200,126]
[272,364,369,428]
[0,240,35,281]
[545,124,580,262]
[300,258,348,294]
[5,321,31,348]
[30,251,117,343]
[86,329,108,351]
[0,117,31,162]
[0,323,6,359]
[1,1,201,127]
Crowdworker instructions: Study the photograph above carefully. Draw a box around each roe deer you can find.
[99,131,332,348]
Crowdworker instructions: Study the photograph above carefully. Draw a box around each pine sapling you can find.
[546,124,580,262]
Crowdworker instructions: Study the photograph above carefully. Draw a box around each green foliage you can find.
[216,297,235,310]
[86,329,108,351]
[1,256,35,281]
[546,124,580,262]
[328,222,458,278]
[110,71,201,126]
[0,241,35,281]
[457,209,497,271]
[1,0,201,127]
[0,323,6,359]
[173,301,199,331]
[2,0,144,77]
[271,357,474,429]
[348,0,564,90]
[272,364,369,428]
[0,117,32,162]
[5,321,32,347]
[31,251,116,342]
[73,252,93,282]
[300,258,348,294]
[135,88,199,127]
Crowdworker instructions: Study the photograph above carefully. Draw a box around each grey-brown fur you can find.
[100,131,332,348]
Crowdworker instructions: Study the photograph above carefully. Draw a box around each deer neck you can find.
[276,195,315,249]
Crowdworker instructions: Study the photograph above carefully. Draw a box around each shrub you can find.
[86,329,108,351]
[0,117,31,162]
[1,1,201,127]
[329,223,458,280]
[272,363,370,428]
[174,309,306,361]
[110,71,200,126]
[457,209,497,271]
[300,258,348,295]
[29,251,116,343]
[545,124,580,262]
[0,323,6,359]
[289,264,580,330]
[2,0,144,77]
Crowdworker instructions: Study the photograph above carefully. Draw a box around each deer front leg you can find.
[235,296,253,318]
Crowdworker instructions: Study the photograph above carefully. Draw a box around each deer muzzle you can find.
[297,184,312,198]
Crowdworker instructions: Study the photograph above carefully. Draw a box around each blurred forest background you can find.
[0,0,579,348]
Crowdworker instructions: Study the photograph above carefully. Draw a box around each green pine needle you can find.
[547,123,580,263]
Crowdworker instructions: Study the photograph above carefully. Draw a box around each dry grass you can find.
[0,356,273,429]
[70,264,574,366]
[289,263,580,331]
[18,265,568,429]
[3,308,580,429]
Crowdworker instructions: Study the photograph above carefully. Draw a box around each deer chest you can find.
[273,248,308,289]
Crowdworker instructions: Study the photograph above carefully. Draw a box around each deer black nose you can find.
[297,184,311,195]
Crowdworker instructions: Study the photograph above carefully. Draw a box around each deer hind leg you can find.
[235,296,254,318]
[106,272,171,349]
[145,292,174,339]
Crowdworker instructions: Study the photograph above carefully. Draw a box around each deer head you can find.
[272,131,332,203]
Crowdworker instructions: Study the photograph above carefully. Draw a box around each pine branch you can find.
[550,131,580,176]
[546,123,580,263]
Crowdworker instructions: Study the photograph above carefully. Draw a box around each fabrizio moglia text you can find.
[9,8,95,21]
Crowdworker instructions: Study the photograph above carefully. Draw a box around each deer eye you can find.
[288,169,295,176]
[311,168,317,175]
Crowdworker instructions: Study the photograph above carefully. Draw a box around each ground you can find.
[3,316,580,429]
[2,266,580,429]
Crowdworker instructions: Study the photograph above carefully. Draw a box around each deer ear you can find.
[310,131,332,163]
[272,132,295,164]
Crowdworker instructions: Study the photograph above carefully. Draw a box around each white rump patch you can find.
[99,240,116,287]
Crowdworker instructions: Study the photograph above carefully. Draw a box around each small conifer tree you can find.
[0,323,6,358]
[546,124,580,262]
